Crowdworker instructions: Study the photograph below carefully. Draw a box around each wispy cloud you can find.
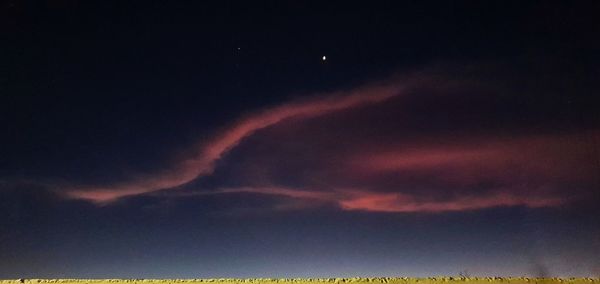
[65,81,404,203]
[60,68,599,214]
[163,183,567,213]
[336,189,565,213]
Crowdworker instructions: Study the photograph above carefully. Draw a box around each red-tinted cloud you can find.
[62,69,600,213]
[337,190,565,213]
[65,81,404,203]
[167,182,568,213]
[351,133,598,188]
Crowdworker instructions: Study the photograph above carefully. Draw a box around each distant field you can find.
[1,279,598,284]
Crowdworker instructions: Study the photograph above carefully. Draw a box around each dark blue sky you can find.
[1,0,599,278]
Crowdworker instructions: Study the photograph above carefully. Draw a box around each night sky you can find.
[1,0,600,279]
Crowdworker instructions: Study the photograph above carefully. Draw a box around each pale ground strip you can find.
[1,278,599,284]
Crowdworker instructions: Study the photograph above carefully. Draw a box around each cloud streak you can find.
[337,190,565,213]
[65,81,404,203]
[164,184,568,213]
[60,68,599,214]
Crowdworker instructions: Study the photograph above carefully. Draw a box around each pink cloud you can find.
[64,81,404,203]
[351,132,599,188]
[59,66,599,214]
[170,130,596,213]
[165,184,567,213]
[337,190,565,213]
